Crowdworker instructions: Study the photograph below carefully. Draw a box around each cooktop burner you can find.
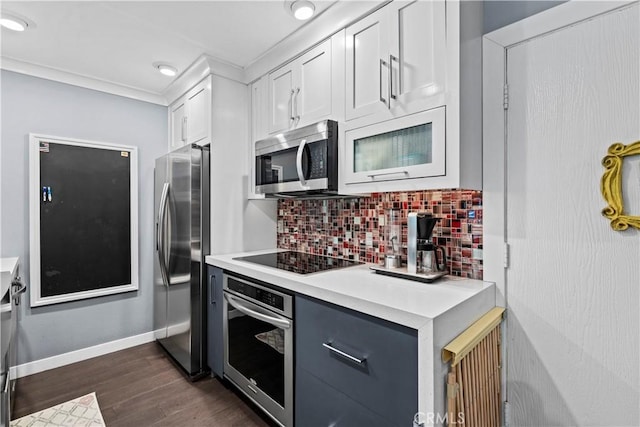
[234,251,362,275]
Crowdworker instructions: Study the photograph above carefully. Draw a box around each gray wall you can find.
[0,70,167,365]
[484,1,567,33]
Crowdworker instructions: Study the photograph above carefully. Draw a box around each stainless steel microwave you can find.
[254,120,339,197]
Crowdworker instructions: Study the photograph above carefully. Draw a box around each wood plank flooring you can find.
[12,342,274,426]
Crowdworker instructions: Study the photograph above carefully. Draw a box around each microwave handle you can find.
[296,138,308,186]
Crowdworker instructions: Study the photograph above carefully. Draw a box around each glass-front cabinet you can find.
[343,107,445,186]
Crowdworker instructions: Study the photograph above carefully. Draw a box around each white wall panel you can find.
[209,75,276,255]
[505,4,639,425]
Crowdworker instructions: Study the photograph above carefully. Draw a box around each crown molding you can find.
[244,1,387,83]
[0,57,168,105]
[162,54,245,105]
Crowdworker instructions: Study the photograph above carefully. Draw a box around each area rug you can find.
[10,392,106,427]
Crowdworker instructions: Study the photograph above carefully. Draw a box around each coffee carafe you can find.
[407,212,447,277]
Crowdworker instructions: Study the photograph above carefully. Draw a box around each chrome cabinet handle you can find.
[293,87,300,122]
[181,116,187,142]
[367,170,409,179]
[209,275,216,304]
[224,293,291,330]
[296,138,308,186]
[379,58,388,107]
[322,342,367,366]
[389,54,398,104]
[289,88,295,122]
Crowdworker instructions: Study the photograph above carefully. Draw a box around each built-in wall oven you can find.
[223,274,293,427]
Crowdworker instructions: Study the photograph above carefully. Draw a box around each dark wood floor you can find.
[12,342,273,426]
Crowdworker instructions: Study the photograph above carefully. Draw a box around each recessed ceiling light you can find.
[291,0,315,20]
[0,14,28,32]
[154,63,177,77]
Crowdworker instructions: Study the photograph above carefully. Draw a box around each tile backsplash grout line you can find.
[277,189,483,280]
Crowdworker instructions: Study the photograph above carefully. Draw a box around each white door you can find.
[268,65,295,134]
[169,99,186,151]
[345,6,389,121]
[504,3,639,426]
[186,81,210,145]
[297,39,332,127]
[387,0,446,116]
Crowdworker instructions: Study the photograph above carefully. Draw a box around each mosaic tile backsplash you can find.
[277,190,483,280]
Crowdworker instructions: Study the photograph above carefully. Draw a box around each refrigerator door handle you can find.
[157,182,170,288]
[11,278,27,305]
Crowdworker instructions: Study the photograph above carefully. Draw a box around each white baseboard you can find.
[10,331,156,379]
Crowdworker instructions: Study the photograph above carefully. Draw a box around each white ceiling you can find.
[0,1,336,96]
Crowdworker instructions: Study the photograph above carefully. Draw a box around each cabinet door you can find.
[387,0,446,115]
[296,368,394,427]
[169,99,187,151]
[268,65,295,134]
[344,107,446,186]
[186,80,210,145]
[251,77,268,143]
[296,39,332,127]
[345,7,390,121]
[296,295,418,424]
[206,266,224,377]
[249,77,267,199]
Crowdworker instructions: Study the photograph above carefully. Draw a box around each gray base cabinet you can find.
[296,368,391,427]
[206,266,224,377]
[295,295,418,426]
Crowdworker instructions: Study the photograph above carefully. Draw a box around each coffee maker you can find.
[407,212,447,279]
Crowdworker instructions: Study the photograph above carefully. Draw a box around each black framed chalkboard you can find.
[30,135,138,307]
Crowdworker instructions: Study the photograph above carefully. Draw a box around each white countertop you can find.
[206,249,494,329]
[1,257,19,298]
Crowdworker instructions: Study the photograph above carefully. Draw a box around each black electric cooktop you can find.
[234,251,362,275]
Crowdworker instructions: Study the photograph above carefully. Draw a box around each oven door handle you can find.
[224,293,291,330]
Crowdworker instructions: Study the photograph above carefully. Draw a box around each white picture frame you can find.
[29,133,139,307]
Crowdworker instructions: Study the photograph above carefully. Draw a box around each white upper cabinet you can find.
[269,64,295,134]
[169,76,212,151]
[251,76,268,144]
[249,76,268,198]
[297,41,332,126]
[186,82,210,145]
[268,38,334,134]
[345,7,388,121]
[345,0,446,125]
[344,107,446,185]
[387,1,446,115]
[341,0,483,193]
[170,100,187,151]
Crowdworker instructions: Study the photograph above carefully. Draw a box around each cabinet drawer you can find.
[296,368,394,427]
[295,296,418,423]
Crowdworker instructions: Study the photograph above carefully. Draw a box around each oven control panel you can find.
[227,277,285,312]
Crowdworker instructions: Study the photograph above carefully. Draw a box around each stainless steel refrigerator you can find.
[154,144,209,380]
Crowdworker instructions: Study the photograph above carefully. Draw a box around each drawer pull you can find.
[322,342,366,366]
[367,170,409,179]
